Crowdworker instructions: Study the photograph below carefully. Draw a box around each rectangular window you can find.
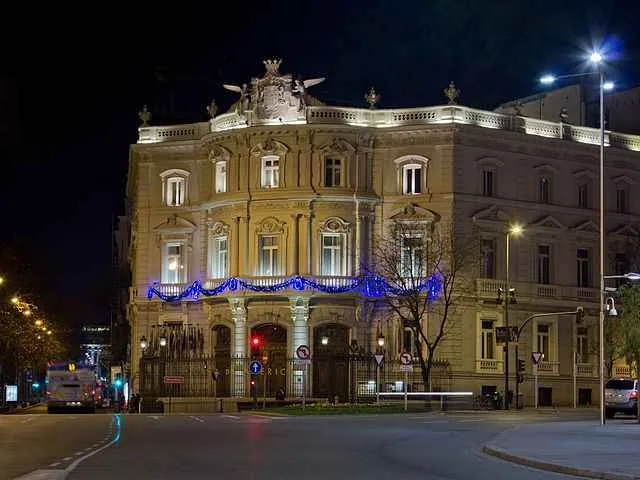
[215,162,227,193]
[163,243,186,284]
[481,320,495,360]
[209,236,228,278]
[259,235,279,276]
[400,235,424,277]
[403,165,422,195]
[403,328,417,356]
[481,239,496,278]
[166,177,185,206]
[321,234,345,276]
[539,177,550,203]
[578,183,589,208]
[576,326,588,363]
[537,245,550,285]
[261,156,280,188]
[324,158,342,187]
[482,170,494,197]
[576,248,590,287]
[616,187,628,213]
[537,324,550,359]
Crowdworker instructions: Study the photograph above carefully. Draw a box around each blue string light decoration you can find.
[146,275,443,302]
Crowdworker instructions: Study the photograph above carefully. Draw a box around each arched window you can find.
[394,155,429,196]
[160,169,190,206]
[319,218,350,276]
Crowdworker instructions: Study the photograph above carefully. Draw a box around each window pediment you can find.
[610,224,639,237]
[531,215,565,230]
[321,217,350,233]
[572,169,595,180]
[533,163,558,174]
[390,204,439,224]
[321,138,355,155]
[250,138,289,157]
[256,217,286,234]
[207,220,230,237]
[154,214,197,235]
[613,175,634,185]
[474,157,504,168]
[393,154,429,166]
[471,205,510,223]
[160,168,190,178]
[573,220,599,233]
[209,145,231,163]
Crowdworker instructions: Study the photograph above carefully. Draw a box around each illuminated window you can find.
[400,234,423,277]
[403,327,418,357]
[162,242,186,284]
[215,161,227,193]
[259,235,280,276]
[261,156,280,188]
[324,158,342,187]
[208,236,228,278]
[576,327,588,363]
[536,324,550,359]
[321,233,345,276]
[402,164,422,195]
[160,169,190,206]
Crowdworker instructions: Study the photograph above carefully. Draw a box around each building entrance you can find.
[212,325,231,397]
[250,324,287,397]
[313,324,349,403]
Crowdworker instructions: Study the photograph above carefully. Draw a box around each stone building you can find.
[127,60,640,407]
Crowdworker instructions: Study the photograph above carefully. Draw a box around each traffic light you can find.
[576,306,584,324]
[250,336,261,358]
[517,359,525,373]
[517,373,525,384]
[114,373,123,388]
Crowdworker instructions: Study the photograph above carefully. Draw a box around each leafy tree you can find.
[369,214,478,390]
[618,284,640,377]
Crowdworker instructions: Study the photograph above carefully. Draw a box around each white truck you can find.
[46,361,96,413]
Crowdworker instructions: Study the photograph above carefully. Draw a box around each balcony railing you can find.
[576,363,594,377]
[614,365,632,377]
[476,278,600,303]
[475,359,503,374]
[536,361,559,375]
[135,104,640,153]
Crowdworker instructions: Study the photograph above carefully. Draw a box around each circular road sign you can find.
[249,360,262,375]
[400,352,412,365]
[296,344,311,360]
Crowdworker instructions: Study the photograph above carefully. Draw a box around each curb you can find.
[482,444,638,480]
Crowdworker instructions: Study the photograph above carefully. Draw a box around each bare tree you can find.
[368,213,478,390]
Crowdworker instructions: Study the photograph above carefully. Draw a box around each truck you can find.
[46,361,97,413]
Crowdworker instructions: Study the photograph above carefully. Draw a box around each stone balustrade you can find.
[135,104,640,152]
[476,278,599,303]
[475,359,503,374]
[537,361,560,375]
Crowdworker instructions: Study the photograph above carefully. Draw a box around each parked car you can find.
[605,378,640,418]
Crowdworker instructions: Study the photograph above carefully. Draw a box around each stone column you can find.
[289,296,310,396]
[231,217,240,276]
[229,297,247,397]
[299,214,311,275]
[238,216,249,276]
[287,214,299,275]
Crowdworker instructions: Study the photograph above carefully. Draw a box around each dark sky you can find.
[1,0,639,329]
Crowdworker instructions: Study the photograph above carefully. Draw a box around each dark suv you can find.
[605,378,639,418]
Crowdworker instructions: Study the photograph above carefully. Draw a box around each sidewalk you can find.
[484,419,640,480]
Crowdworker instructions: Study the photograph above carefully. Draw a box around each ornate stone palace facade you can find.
[127,60,640,406]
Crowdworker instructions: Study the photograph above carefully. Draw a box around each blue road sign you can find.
[249,360,262,374]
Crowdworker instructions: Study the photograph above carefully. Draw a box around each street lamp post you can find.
[504,224,523,410]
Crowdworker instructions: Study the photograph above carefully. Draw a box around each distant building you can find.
[127,60,640,407]
[80,324,111,378]
[110,213,131,369]
[495,84,640,135]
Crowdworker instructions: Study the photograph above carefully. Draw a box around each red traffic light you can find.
[251,337,260,347]
[250,379,256,386]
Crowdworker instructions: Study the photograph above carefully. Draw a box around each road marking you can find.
[149,415,160,420]
[189,416,205,423]
[251,415,287,420]
[63,457,72,461]
[221,415,240,419]
[21,417,36,424]
[63,414,121,474]
[48,462,61,467]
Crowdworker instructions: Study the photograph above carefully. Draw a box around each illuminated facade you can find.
[127,60,640,406]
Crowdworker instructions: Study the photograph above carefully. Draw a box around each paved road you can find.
[4,410,602,480]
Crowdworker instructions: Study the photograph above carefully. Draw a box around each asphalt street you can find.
[2,409,601,480]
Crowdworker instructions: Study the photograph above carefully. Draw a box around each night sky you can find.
[1,0,639,331]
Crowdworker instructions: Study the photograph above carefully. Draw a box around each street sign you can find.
[5,385,17,402]
[400,364,413,372]
[296,344,311,360]
[163,375,184,384]
[400,352,412,365]
[212,369,220,381]
[531,352,544,365]
[374,354,384,366]
[249,360,262,374]
[496,326,518,343]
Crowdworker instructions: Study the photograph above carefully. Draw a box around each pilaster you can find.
[229,297,247,397]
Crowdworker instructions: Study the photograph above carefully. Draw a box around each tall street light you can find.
[540,51,611,425]
[504,223,523,410]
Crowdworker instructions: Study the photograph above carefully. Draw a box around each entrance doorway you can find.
[313,323,349,403]
[250,324,287,397]
[212,325,231,397]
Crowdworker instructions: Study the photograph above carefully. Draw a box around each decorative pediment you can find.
[153,214,197,235]
[612,175,634,185]
[610,224,639,237]
[573,220,599,233]
[533,163,558,173]
[572,169,595,180]
[250,138,289,157]
[474,156,504,168]
[321,138,355,155]
[207,220,230,237]
[256,217,286,234]
[321,217,351,233]
[471,205,510,223]
[208,145,231,163]
[390,204,440,224]
[531,215,566,229]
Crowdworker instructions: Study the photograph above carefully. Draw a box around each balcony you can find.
[536,361,559,375]
[614,366,632,377]
[476,278,600,303]
[475,359,503,374]
[576,363,594,377]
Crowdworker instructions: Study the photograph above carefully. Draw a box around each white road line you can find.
[63,457,73,461]
[221,415,240,419]
[252,415,286,420]
[92,443,99,447]
[189,416,205,423]
[149,415,160,420]
[64,415,121,475]
[21,417,36,423]
[74,451,84,456]
[48,462,61,467]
